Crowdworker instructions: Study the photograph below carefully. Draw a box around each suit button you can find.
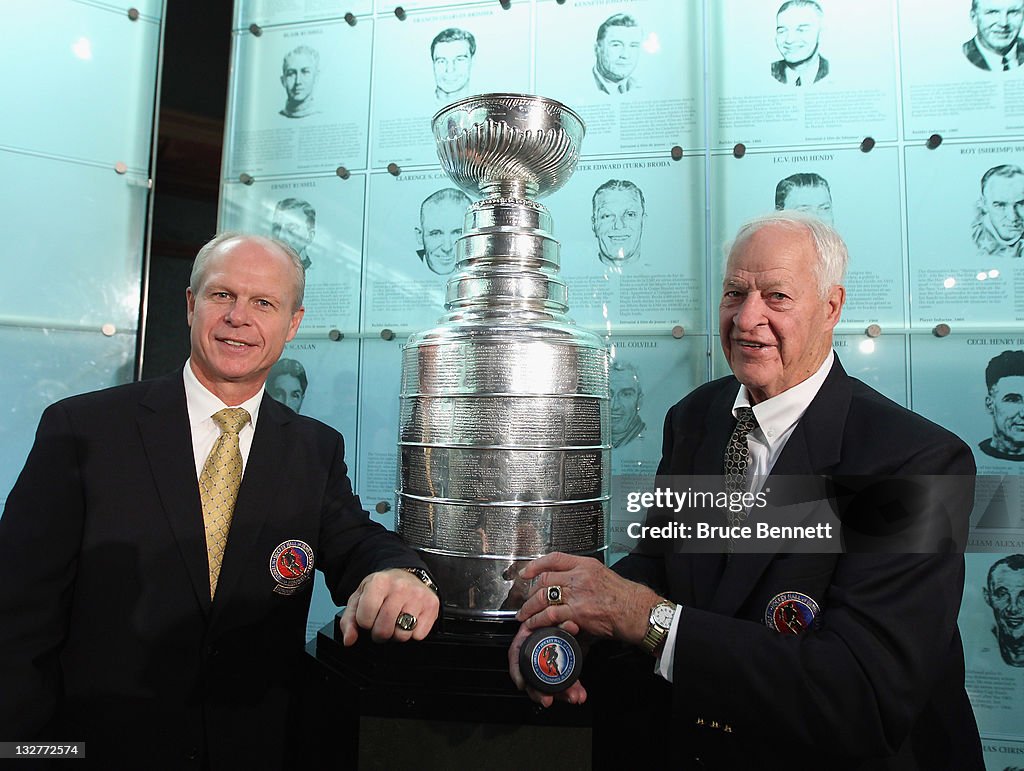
[186,748,199,761]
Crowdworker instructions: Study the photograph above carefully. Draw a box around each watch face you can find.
[651,603,675,628]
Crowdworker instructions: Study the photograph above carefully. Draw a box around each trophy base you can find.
[437,615,521,642]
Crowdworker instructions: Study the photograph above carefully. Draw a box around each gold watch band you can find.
[640,601,677,655]
[402,567,439,595]
[641,622,669,655]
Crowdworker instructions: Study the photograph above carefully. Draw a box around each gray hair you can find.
[189,232,306,311]
[724,211,847,299]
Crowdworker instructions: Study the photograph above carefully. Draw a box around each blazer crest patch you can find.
[764,591,821,635]
[270,540,315,595]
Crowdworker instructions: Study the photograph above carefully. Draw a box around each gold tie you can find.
[199,407,250,598]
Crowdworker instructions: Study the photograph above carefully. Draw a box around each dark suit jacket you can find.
[613,360,983,770]
[963,37,1024,70]
[0,372,425,769]
[771,55,830,84]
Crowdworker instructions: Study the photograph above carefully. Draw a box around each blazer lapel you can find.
[770,360,851,478]
[708,358,853,617]
[138,373,212,615]
[688,383,740,609]
[211,394,292,617]
[690,384,737,476]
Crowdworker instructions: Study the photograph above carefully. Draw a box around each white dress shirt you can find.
[656,352,836,682]
[975,38,1021,71]
[183,360,264,481]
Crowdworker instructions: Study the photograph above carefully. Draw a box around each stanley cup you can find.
[396,94,609,622]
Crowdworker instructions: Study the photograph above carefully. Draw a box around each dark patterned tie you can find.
[724,407,759,552]
[199,407,250,598]
[1003,55,1011,71]
[795,76,802,86]
[724,407,758,495]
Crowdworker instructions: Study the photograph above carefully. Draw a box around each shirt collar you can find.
[976,38,1019,70]
[731,350,835,448]
[781,52,822,83]
[593,65,632,94]
[183,360,264,430]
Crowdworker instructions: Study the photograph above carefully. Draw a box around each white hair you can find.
[724,210,847,298]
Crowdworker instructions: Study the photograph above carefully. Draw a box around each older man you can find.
[416,187,472,275]
[0,234,439,767]
[510,212,982,768]
[771,0,829,86]
[963,0,1024,71]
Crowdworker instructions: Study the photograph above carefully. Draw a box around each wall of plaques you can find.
[222,0,1024,747]
[0,0,162,510]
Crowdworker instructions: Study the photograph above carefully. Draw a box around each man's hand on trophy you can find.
[339,568,440,645]
[515,551,657,646]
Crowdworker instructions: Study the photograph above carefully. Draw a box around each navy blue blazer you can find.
[0,371,425,769]
[614,359,983,770]
[963,37,1024,70]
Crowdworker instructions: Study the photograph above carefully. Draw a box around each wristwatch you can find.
[402,567,439,595]
[640,600,677,655]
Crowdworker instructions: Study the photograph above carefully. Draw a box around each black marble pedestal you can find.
[302,617,594,770]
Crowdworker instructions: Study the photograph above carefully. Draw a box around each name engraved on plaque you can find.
[408,342,607,395]
[398,499,603,556]
[401,396,604,446]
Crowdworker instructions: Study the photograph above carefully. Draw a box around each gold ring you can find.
[546,585,564,605]
[396,612,417,631]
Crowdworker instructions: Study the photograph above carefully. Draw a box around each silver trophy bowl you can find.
[433,93,585,200]
[397,94,609,623]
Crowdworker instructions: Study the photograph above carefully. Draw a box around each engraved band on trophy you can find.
[396,94,610,635]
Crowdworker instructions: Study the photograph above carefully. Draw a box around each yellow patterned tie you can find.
[199,407,250,598]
